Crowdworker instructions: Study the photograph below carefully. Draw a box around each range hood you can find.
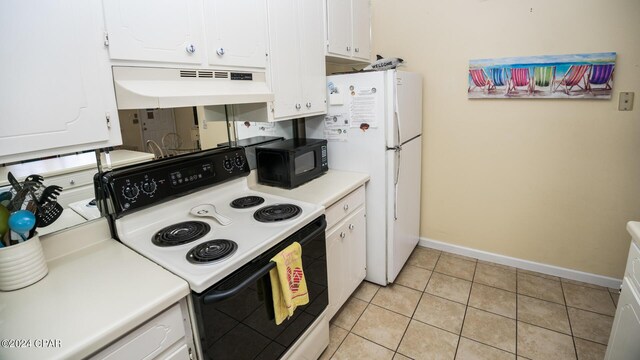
[112,66,274,110]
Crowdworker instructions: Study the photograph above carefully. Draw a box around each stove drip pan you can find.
[253,204,302,223]
[230,196,265,209]
[187,239,238,264]
[152,221,211,247]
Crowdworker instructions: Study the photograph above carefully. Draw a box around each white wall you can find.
[372,0,640,278]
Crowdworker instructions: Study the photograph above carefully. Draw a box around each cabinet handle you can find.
[355,48,360,53]
[346,46,351,52]
[349,224,355,230]
[343,204,349,211]
[340,232,346,239]
[69,179,75,186]
[295,103,301,110]
[216,47,225,56]
[185,44,196,54]
[306,102,311,109]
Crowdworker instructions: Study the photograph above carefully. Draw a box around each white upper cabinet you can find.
[351,0,371,60]
[326,0,351,58]
[0,0,122,164]
[102,0,205,65]
[325,0,371,62]
[203,0,268,68]
[103,0,269,69]
[267,0,327,121]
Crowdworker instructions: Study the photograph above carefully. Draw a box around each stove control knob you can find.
[142,180,157,195]
[223,158,234,172]
[122,184,139,200]
[234,155,245,168]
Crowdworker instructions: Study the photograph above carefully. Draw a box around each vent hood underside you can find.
[112,66,274,110]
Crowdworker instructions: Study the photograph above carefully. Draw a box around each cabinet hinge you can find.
[188,347,194,360]
[103,32,109,46]
[105,113,111,128]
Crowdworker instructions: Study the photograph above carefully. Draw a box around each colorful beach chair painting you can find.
[468,52,615,99]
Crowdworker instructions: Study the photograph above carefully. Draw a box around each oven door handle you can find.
[203,217,327,304]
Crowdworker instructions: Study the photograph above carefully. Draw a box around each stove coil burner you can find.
[152,221,211,247]
[230,196,265,209]
[253,204,302,223]
[187,239,238,264]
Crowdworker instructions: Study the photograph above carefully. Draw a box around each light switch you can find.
[618,92,634,111]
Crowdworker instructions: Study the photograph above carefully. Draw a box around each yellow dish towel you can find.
[269,242,309,325]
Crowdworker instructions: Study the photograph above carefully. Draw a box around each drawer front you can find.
[92,303,186,360]
[626,242,640,293]
[46,168,97,190]
[325,185,365,229]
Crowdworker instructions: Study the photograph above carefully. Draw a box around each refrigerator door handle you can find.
[394,146,401,220]
[394,110,401,147]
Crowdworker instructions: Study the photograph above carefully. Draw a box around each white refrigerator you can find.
[308,70,423,285]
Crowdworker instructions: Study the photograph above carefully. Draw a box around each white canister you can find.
[0,233,48,291]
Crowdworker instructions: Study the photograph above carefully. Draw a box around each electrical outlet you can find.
[618,92,634,111]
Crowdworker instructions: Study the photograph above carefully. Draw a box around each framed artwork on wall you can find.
[468,52,616,99]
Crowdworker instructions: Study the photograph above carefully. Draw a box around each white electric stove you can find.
[97,147,330,360]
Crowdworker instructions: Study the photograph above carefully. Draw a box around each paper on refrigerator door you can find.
[350,88,378,128]
[324,114,349,141]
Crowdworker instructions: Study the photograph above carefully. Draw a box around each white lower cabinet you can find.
[605,240,640,360]
[91,299,195,360]
[326,185,366,319]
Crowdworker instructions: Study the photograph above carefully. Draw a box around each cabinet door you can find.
[345,207,367,297]
[325,223,346,319]
[298,0,327,116]
[605,278,640,360]
[266,0,301,120]
[103,0,204,64]
[204,0,268,68]
[0,0,121,164]
[326,0,352,57]
[351,0,370,61]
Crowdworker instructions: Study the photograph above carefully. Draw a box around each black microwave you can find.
[255,138,328,189]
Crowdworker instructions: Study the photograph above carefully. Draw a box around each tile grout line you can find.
[453,257,478,359]
[559,280,579,359]
[390,252,440,359]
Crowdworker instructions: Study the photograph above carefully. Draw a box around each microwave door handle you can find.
[203,217,327,304]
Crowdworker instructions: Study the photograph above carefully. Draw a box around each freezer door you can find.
[386,71,423,147]
[386,135,422,283]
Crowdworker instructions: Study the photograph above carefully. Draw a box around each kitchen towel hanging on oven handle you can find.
[269,242,309,325]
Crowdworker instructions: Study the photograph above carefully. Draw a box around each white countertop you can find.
[0,219,189,360]
[627,221,640,248]
[0,149,154,186]
[249,169,370,207]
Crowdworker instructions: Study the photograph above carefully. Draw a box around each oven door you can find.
[192,216,328,360]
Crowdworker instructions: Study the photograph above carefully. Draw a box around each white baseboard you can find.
[419,237,622,289]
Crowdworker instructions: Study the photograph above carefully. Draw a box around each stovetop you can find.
[114,177,324,293]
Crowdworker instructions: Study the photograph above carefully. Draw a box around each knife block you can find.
[0,233,48,291]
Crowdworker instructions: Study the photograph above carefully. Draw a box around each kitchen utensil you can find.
[7,172,22,193]
[8,210,36,241]
[0,205,9,238]
[8,188,30,212]
[190,204,232,226]
[36,185,64,227]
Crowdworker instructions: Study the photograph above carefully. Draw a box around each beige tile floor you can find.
[320,246,620,360]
